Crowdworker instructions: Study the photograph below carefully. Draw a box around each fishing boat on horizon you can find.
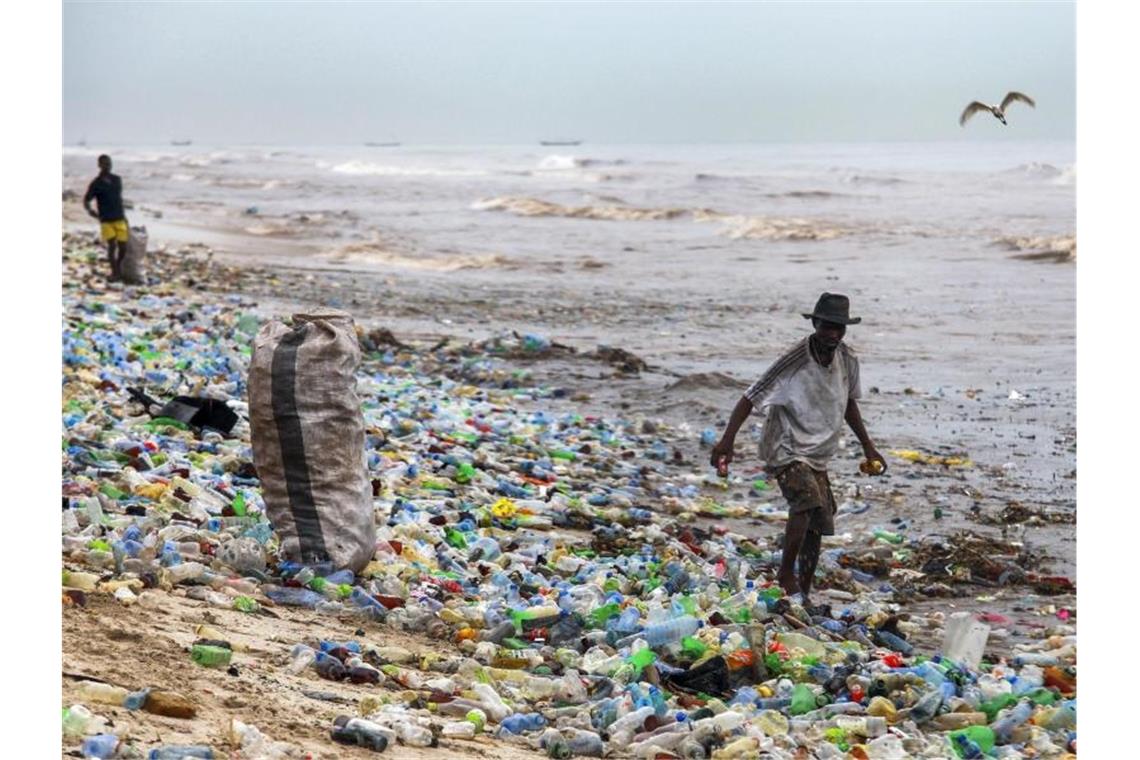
[540,139,582,146]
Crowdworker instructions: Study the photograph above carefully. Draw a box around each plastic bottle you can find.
[75,681,129,706]
[1034,701,1076,731]
[992,699,1034,742]
[835,715,887,738]
[562,730,605,757]
[500,712,548,735]
[63,705,107,739]
[472,682,511,721]
[392,718,436,747]
[191,644,233,668]
[931,711,988,730]
[754,709,789,736]
[264,586,324,608]
[711,736,759,758]
[605,705,656,741]
[907,687,944,724]
[948,725,996,757]
[618,616,701,649]
[790,684,818,716]
[81,734,119,759]
[148,748,215,759]
[331,717,389,752]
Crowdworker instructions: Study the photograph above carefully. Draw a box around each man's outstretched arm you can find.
[710,396,754,468]
[845,398,886,473]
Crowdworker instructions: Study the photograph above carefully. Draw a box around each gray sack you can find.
[122,226,148,285]
[248,309,375,572]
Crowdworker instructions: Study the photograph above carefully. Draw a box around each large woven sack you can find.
[248,309,374,572]
[122,226,148,284]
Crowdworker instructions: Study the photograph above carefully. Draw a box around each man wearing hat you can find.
[710,293,886,605]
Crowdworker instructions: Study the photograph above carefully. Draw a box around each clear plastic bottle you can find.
[75,681,129,706]
[618,616,701,649]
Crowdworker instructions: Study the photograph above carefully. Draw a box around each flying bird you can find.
[959,91,1036,126]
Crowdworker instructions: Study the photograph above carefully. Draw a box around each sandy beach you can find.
[61,142,1075,758]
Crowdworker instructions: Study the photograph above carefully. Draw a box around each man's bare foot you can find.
[777,572,801,596]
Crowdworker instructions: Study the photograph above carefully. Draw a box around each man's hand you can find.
[710,439,735,469]
[864,447,888,475]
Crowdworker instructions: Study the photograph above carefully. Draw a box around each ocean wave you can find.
[996,234,1075,262]
[1052,165,1076,186]
[472,196,688,221]
[697,211,851,241]
[324,160,488,177]
[766,190,844,199]
[324,243,513,271]
[839,173,906,186]
[474,195,852,239]
[1005,162,1062,178]
[537,154,627,170]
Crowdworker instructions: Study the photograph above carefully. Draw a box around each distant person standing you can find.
[83,154,128,281]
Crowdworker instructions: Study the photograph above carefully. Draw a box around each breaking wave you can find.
[696,211,852,241]
[474,196,854,240]
[996,234,1076,262]
[472,196,689,221]
[839,173,906,186]
[324,243,513,271]
[537,154,627,170]
[323,160,488,177]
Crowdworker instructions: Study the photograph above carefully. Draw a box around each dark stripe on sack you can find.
[271,327,328,562]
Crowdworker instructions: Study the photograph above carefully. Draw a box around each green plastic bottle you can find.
[873,529,904,545]
[979,693,1019,721]
[445,527,468,550]
[1028,687,1058,706]
[949,726,995,757]
[191,644,233,668]
[455,462,476,484]
[789,684,817,715]
[588,603,621,629]
[681,636,708,659]
[626,648,657,677]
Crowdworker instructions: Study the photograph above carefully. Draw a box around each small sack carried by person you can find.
[248,308,374,572]
[121,225,148,284]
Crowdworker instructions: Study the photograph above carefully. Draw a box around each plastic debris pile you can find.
[60,242,1077,759]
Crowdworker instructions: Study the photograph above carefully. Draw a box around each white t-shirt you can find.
[743,336,861,471]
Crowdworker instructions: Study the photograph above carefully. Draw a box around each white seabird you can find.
[959,91,1036,126]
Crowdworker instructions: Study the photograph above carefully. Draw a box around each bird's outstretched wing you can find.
[1001,91,1036,111]
[959,101,989,127]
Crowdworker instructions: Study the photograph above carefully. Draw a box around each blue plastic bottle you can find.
[81,734,119,759]
[264,587,323,608]
[499,712,548,734]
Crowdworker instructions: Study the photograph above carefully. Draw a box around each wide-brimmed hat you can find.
[802,292,861,325]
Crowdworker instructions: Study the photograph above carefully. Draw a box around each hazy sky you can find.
[63,1,1075,145]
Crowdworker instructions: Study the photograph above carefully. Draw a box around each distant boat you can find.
[365,141,401,147]
[540,139,581,146]
[171,139,192,146]
[77,138,87,147]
